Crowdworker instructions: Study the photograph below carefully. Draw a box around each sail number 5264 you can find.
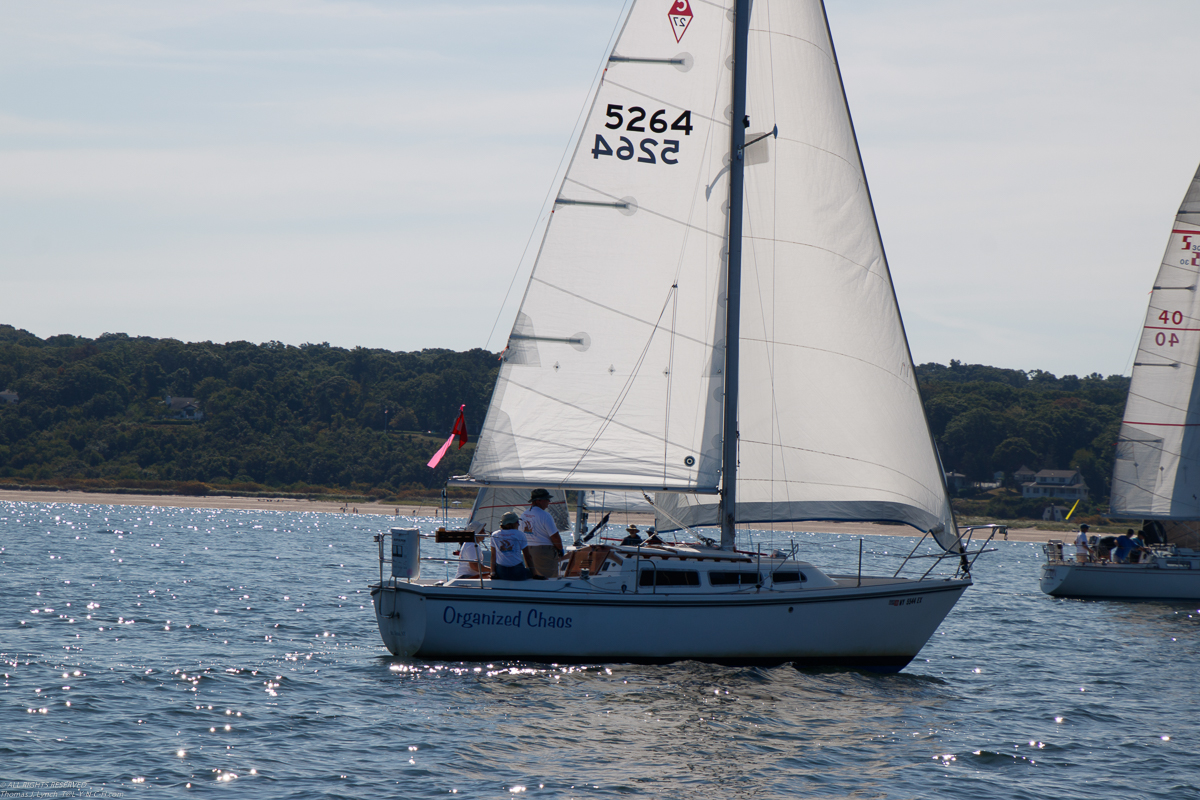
[593,104,693,165]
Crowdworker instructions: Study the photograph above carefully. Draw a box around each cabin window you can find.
[709,571,760,586]
[639,569,700,587]
[771,572,806,583]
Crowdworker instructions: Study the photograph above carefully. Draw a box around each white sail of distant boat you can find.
[1041,162,1200,599]
[463,0,955,543]
[1111,164,1200,522]
[373,0,982,672]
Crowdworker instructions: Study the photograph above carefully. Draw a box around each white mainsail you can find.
[1111,163,1200,519]
[468,0,954,537]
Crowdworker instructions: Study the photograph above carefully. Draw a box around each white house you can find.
[944,471,970,491]
[1021,469,1089,500]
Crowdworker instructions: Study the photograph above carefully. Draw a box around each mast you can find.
[719,0,751,550]
[574,489,588,546]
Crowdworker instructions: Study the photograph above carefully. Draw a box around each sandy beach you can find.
[0,488,1056,543]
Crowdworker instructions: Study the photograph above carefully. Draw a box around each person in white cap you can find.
[1073,523,1092,563]
[490,511,532,581]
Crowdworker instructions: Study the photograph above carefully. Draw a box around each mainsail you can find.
[1111,163,1200,519]
[467,0,954,537]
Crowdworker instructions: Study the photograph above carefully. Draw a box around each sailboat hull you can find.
[1040,557,1200,600]
[371,577,969,672]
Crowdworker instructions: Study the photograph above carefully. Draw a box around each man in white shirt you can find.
[1073,523,1092,564]
[520,488,564,579]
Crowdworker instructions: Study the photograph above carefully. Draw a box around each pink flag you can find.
[427,405,467,468]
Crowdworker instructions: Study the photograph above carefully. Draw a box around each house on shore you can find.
[164,396,203,421]
[0,390,17,406]
[1021,468,1089,501]
[944,471,970,491]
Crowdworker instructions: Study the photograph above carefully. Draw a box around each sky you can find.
[2,0,1198,378]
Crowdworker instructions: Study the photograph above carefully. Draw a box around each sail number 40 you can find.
[593,104,693,165]
[1155,310,1185,347]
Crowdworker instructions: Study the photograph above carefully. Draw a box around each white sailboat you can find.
[1042,162,1200,600]
[372,0,980,670]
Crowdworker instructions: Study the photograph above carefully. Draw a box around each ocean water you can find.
[2,501,1198,800]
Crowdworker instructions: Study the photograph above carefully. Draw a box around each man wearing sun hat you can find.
[520,488,564,579]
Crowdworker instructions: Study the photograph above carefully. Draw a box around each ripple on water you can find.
[3,502,1200,798]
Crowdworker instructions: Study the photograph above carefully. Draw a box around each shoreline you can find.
[0,488,1054,543]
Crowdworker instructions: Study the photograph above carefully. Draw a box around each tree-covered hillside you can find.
[0,326,1131,512]
[0,325,497,497]
[918,360,1129,510]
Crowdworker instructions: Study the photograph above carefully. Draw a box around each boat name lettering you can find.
[527,609,573,629]
[888,596,923,607]
[442,606,522,629]
[439,606,574,630]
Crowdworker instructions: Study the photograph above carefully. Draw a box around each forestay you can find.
[1111,163,1200,519]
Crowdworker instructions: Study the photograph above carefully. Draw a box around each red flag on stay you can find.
[427,405,467,469]
[451,407,468,448]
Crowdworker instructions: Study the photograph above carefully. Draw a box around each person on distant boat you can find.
[1096,535,1117,562]
[1129,530,1148,564]
[454,523,490,579]
[621,525,643,546]
[520,488,564,579]
[1073,524,1092,563]
[1113,530,1136,564]
[490,511,532,581]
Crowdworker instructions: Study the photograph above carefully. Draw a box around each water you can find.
[2,501,1198,799]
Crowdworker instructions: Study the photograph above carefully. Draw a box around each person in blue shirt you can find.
[1129,531,1149,564]
[1113,530,1136,564]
